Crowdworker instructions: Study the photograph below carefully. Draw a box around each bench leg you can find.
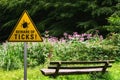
[49,75,58,78]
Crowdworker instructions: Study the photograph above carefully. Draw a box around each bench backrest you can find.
[48,60,115,74]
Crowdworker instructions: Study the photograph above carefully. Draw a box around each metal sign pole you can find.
[24,42,27,80]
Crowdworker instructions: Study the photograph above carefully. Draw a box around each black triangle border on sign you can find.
[8,10,43,42]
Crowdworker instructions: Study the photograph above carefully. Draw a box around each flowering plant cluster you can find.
[0,31,119,70]
[45,31,103,44]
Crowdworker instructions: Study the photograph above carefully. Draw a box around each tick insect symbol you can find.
[22,20,30,28]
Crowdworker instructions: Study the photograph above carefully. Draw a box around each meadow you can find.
[0,62,120,80]
[0,32,120,80]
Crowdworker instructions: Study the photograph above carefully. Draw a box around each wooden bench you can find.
[40,60,115,77]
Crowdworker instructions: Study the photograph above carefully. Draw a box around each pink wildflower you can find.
[87,34,92,39]
[80,38,84,42]
[73,32,80,38]
[63,32,68,36]
[73,32,78,35]
[68,35,73,39]
[60,37,66,43]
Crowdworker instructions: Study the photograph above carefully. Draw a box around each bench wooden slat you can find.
[58,68,103,75]
[50,60,115,64]
[41,69,56,76]
[41,68,105,76]
[48,65,112,69]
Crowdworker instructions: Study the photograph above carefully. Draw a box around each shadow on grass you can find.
[89,72,113,80]
[46,72,114,80]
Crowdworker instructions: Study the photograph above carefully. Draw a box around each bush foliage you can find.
[0,32,120,70]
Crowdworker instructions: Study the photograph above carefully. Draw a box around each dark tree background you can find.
[0,0,120,42]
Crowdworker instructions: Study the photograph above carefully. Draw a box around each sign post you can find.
[24,42,27,80]
[8,10,43,80]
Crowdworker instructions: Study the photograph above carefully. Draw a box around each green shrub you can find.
[0,32,120,70]
[0,42,23,70]
[27,42,53,67]
[0,42,47,70]
[105,15,120,33]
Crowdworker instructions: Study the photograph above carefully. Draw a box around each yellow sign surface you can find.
[8,10,43,42]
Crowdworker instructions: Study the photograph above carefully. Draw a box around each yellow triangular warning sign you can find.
[8,10,43,42]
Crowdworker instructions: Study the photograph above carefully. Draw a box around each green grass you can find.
[0,62,120,80]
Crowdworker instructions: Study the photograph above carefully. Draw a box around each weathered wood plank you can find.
[41,69,56,76]
[48,65,112,69]
[50,60,115,64]
[41,68,104,76]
